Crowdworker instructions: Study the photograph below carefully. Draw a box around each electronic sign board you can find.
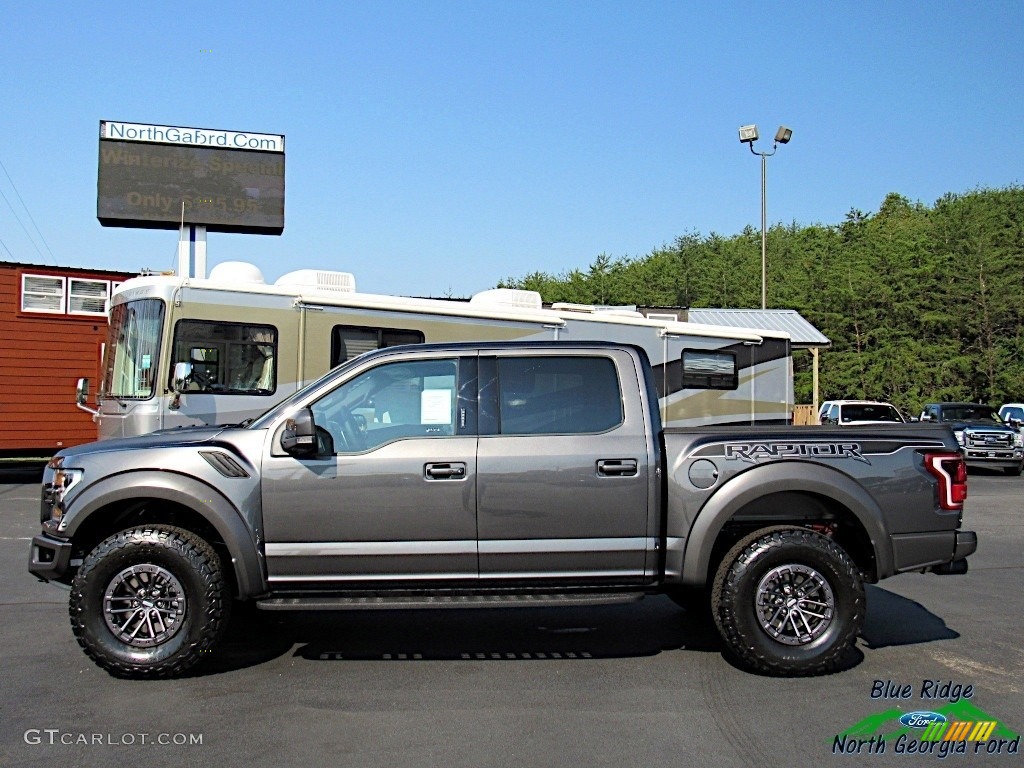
[97,121,285,235]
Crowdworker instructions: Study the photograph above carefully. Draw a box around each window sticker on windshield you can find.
[421,389,453,424]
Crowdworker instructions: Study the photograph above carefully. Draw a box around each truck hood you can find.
[948,420,1014,432]
[56,426,235,460]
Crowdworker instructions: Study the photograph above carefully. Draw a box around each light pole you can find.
[738,124,792,310]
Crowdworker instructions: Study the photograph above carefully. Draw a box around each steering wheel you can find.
[327,412,366,451]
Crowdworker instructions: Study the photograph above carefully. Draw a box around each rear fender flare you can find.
[679,462,892,587]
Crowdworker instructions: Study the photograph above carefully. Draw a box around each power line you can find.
[0,156,58,264]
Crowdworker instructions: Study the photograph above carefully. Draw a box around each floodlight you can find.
[738,124,759,144]
[774,126,792,144]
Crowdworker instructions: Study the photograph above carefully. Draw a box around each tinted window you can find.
[171,320,277,394]
[312,359,458,453]
[497,356,622,435]
[681,349,738,390]
[839,404,904,423]
[331,325,425,367]
[941,405,1000,423]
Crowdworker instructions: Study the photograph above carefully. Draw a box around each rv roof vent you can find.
[470,288,543,311]
[208,261,266,284]
[594,306,644,318]
[551,302,596,313]
[276,269,357,293]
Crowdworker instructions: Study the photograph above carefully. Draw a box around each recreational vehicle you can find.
[77,261,793,439]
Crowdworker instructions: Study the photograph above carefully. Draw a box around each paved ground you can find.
[0,471,1021,768]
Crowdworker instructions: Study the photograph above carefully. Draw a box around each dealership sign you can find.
[97,120,285,235]
[101,121,284,153]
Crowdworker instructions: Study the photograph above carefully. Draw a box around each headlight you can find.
[952,430,965,446]
[1015,433,1024,448]
[46,457,83,524]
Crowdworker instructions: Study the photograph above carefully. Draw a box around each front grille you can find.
[964,431,1013,449]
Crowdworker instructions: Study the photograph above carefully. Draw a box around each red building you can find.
[0,261,135,457]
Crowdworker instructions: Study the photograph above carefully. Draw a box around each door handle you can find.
[597,459,638,477]
[425,462,467,480]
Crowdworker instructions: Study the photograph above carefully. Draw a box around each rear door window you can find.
[496,356,622,435]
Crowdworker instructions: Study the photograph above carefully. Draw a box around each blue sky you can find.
[1,1,1021,298]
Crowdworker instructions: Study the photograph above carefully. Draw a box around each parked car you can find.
[920,402,1024,476]
[820,400,905,425]
[998,403,1024,431]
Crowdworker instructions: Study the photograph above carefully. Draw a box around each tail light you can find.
[924,452,968,511]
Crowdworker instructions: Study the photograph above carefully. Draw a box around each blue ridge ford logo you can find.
[900,711,947,728]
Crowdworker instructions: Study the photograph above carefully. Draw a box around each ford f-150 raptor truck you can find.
[30,342,977,678]
[919,402,1024,476]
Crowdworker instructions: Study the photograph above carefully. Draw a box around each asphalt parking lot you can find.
[1,470,1021,768]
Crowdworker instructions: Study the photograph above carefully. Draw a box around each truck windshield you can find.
[942,405,1001,423]
[102,298,166,400]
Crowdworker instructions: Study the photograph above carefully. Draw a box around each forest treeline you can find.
[498,187,1024,413]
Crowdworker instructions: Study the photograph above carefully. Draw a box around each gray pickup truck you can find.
[30,342,976,679]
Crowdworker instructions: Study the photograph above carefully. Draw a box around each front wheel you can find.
[69,525,230,678]
[1004,464,1022,477]
[711,526,864,676]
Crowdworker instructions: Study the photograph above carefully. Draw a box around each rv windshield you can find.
[102,298,166,400]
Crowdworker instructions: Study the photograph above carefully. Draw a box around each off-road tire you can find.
[69,525,229,679]
[711,526,864,676]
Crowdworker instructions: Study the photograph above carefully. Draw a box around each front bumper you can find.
[28,533,73,582]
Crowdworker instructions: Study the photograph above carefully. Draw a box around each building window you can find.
[68,278,110,316]
[21,274,66,314]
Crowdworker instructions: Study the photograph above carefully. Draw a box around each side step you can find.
[256,592,645,611]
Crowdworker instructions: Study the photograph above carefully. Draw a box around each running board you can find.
[256,592,645,611]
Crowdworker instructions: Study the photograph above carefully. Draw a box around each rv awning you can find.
[685,309,830,350]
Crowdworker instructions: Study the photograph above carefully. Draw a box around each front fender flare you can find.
[60,470,267,599]
[679,462,893,587]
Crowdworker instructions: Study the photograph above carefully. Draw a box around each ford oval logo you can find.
[900,711,947,728]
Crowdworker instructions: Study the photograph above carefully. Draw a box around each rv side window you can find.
[331,325,426,366]
[681,349,738,390]
[496,356,623,435]
[171,320,277,395]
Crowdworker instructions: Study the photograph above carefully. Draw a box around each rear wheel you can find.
[711,526,864,676]
[69,525,229,678]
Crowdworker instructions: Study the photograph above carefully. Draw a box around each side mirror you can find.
[76,377,90,406]
[919,414,931,422]
[280,408,318,456]
[172,362,193,394]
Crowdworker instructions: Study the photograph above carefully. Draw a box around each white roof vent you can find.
[208,261,266,284]
[276,269,357,293]
[470,288,543,311]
